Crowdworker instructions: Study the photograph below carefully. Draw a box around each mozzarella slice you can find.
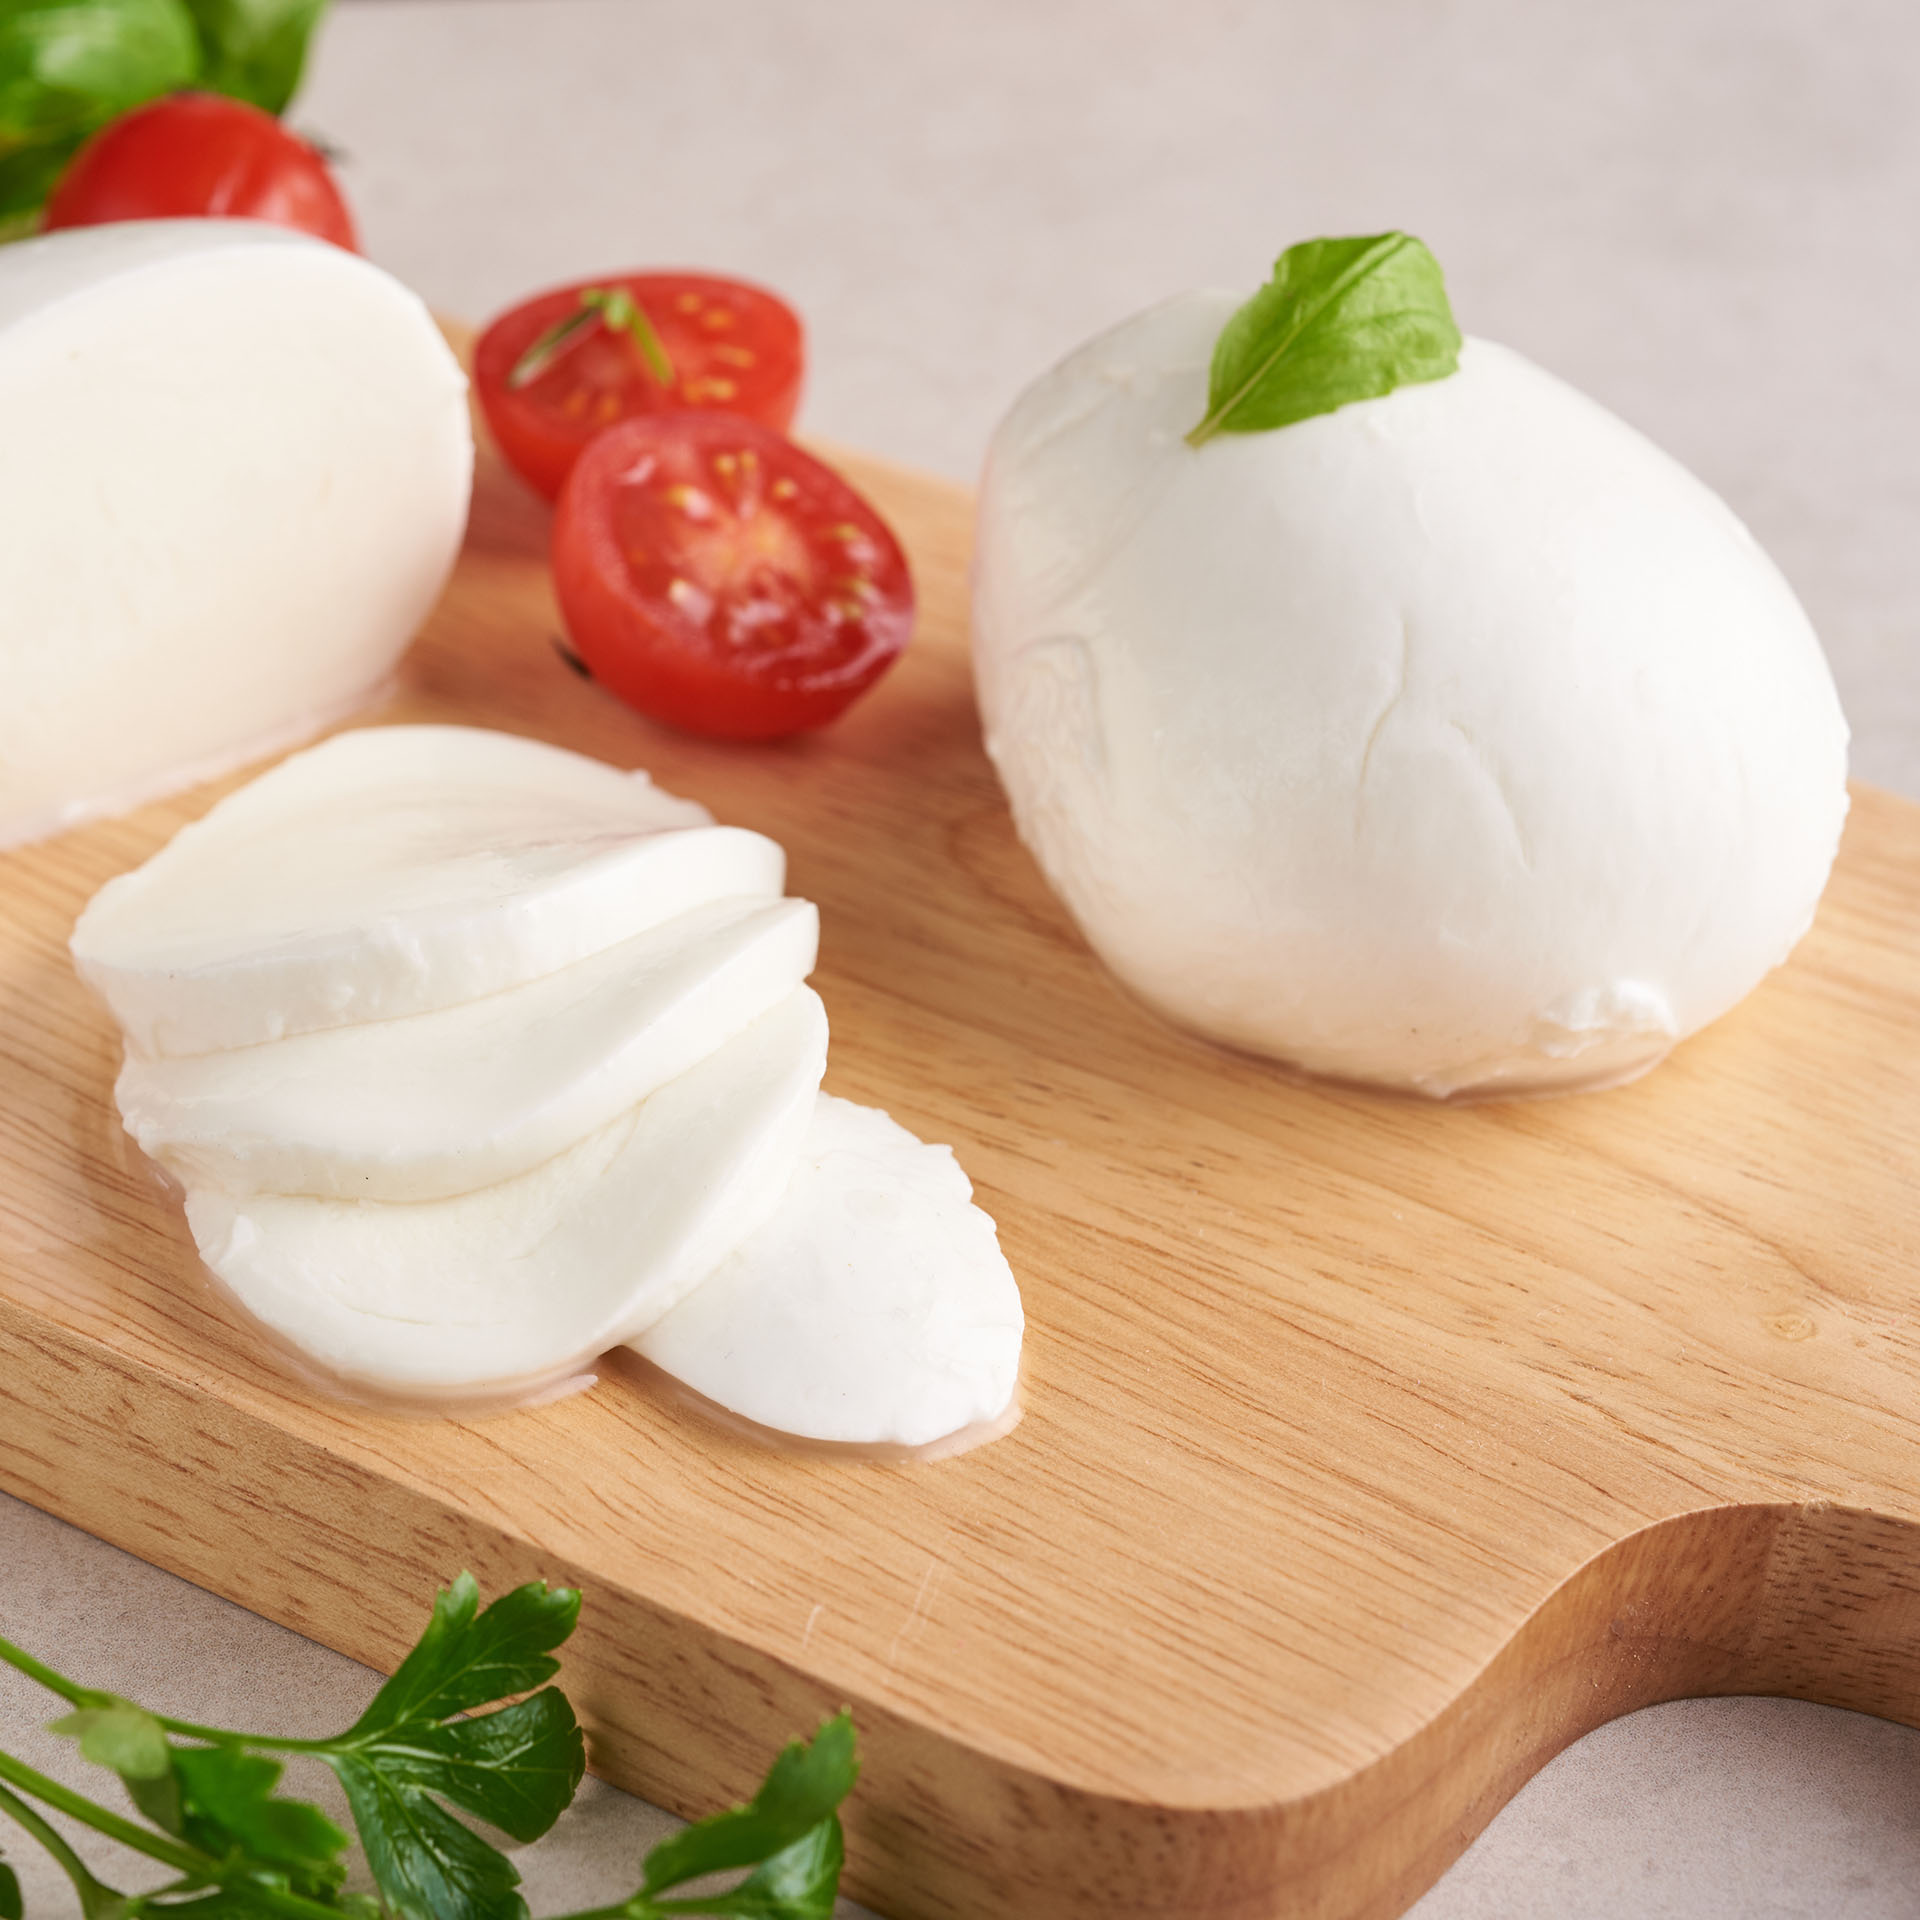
[633,1095,1024,1447]
[116,897,818,1201]
[72,725,783,1057]
[0,220,472,851]
[183,988,829,1396]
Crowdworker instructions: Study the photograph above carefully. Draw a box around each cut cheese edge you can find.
[634,1094,1025,1446]
[183,987,829,1396]
[72,725,781,1056]
[0,220,473,851]
[119,897,819,1200]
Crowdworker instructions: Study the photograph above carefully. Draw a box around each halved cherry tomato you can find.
[44,94,357,249]
[475,273,804,500]
[552,414,912,741]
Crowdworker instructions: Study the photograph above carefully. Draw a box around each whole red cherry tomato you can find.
[552,414,912,742]
[44,93,357,249]
[476,273,804,500]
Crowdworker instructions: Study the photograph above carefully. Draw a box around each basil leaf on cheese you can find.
[1187,231,1462,446]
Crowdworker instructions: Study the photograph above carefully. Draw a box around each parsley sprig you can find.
[0,1573,857,1920]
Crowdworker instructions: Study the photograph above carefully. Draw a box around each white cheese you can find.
[0,220,472,851]
[972,293,1851,1096]
[116,896,818,1201]
[77,723,1025,1445]
[183,988,829,1396]
[633,1095,1024,1447]
[71,724,782,1057]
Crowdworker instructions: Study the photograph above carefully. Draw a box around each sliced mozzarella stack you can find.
[72,725,1023,1445]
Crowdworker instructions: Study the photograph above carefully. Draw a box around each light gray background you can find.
[5,1,1918,1915]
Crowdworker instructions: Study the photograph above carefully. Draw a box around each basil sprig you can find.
[0,0,329,227]
[1187,231,1462,446]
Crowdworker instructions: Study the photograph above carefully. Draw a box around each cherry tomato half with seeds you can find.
[475,272,804,500]
[552,414,912,742]
[44,93,357,249]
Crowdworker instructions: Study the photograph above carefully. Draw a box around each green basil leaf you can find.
[49,1702,172,1780]
[356,1690,585,1844]
[0,1857,21,1920]
[349,1574,581,1738]
[0,0,201,221]
[179,0,323,113]
[173,1746,350,1895]
[0,140,64,217]
[0,0,199,148]
[1187,231,1462,446]
[641,1714,858,1898]
[333,1755,528,1920]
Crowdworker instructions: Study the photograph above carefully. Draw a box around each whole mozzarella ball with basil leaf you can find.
[971,234,1849,1096]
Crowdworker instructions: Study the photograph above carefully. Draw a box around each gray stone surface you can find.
[306,0,1920,799]
[5,1,1918,1916]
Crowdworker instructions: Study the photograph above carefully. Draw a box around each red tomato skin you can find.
[552,415,912,743]
[44,94,357,249]
[475,273,804,501]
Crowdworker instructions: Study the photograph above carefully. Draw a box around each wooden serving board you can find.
[4,437,1920,1920]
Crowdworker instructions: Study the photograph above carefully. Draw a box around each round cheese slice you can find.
[71,725,782,1056]
[634,1094,1025,1447]
[183,988,829,1397]
[118,897,819,1201]
[0,219,472,852]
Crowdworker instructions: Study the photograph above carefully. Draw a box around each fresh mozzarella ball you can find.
[0,220,472,851]
[971,292,1850,1096]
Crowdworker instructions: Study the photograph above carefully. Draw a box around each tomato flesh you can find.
[475,274,804,500]
[43,93,357,248]
[552,415,912,741]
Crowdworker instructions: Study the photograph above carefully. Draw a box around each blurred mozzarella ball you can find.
[970,292,1849,1096]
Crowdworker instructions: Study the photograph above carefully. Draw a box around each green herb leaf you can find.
[349,1574,581,1739]
[641,1714,858,1898]
[48,1699,186,1842]
[656,1816,845,1920]
[1186,231,1461,446]
[122,1763,186,1838]
[0,139,63,220]
[354,1691,584,1845]
[173,1747,349,1896]
[179,0,324,113]
[0,1856,21,1920]
[333,1755,527,1920]
[49,1703,172,1780]
[0,0,201,213]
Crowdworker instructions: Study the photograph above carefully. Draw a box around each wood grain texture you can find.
[3,437,1919,1920]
